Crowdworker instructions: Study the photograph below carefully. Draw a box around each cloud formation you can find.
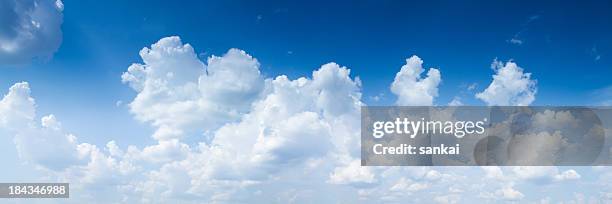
[391,55,442,106]
[476,59,537,105]
[0,0,64,64]
[0,36,608,203]
[120,36,365,202]
[122,37,265,140]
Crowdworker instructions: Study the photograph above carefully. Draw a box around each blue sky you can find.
[3,0,611,145]
[1,0,612,203]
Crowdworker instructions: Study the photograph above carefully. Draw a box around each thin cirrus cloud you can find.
[0,0,64,64]
[0,36,603,203]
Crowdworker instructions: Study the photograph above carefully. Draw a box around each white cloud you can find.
[481,166,505,180]
[554,169,581,181]
[0,83,80,170]
[434,194,460,204]
[0,0,64,64]
[481,165,582,184]
[389,177,429,192]
[0,82,35,128]
[467,83,477,91]
[329,160,377,186]
[511,166,581,183]
[391,55,441,106]
[476,59,537,105]
[507,15,539,46]
[139,139,191,163]
[495,185,524,201]
[122,36,265,141]
[508,38,523,45]
[448,97,463,106]
[120,37,366,201]
[0,82,136,196]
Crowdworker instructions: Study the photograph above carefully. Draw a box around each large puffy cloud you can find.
[119,36,367,202]
[144,62,364,201]
[391,55,441,106]
[122,36,265,140]
[0,0,63,64]
[476,59,537,105]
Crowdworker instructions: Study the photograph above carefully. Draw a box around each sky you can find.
[1,0,612,203]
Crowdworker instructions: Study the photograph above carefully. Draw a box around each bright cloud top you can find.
[121,36,265,141]
[391,55,442,106]
[476,59,537,106]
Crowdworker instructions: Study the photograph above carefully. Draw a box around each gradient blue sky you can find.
[1,1,612,202]
[2,0,612,146]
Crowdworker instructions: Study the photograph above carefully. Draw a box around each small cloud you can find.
[495,186,524,201]
[467,83,477,91]
[591,45,602,61]
[274,8,289,13]
[115,100,123,107]
[526,15,540,24]
[256,14,263,23]
[507,14,540,46]
[287,51,293,55]
[448,97,463,106]
[369,93,385,102]
[198,51,209,59]
[508,38,523,45]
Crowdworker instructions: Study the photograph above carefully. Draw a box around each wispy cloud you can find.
[507,15,540,46]
[591,45,602,61]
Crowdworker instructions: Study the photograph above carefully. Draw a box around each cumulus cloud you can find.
[391,55,441,106]
[0,82,35,127]
[169,62,364,199]
[122,36,265,140]
[329,160,377,186]
[476,59,537,106]
[0,83,80,170]
[120,36,368,201]
[481,166,505,180]
[512,166,581,183]
[389,177,429,192]
[0,0,64,64]
[0,82,136,202]
[481,165,582,186]
[495,185,524,201]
